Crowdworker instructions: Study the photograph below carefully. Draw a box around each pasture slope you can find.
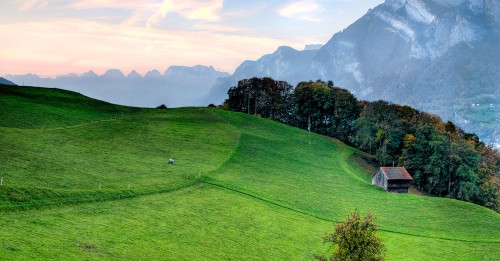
[0,84,499,260]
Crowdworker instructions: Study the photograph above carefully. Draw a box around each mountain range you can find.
[204,0,499,146]
[5,66,229,108]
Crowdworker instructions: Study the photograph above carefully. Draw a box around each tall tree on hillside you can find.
[293,81,333,134]
[475,145,500,211]
[443,121,459,195]
[393,104,421,133]
[258,77,293,122]
[399,125,449,194]
[330,87,360,142]
[350,101,377,153]
[448,141,480,201]
[226,81,247,112]
[350,100,404,165]
[225,77,293,122]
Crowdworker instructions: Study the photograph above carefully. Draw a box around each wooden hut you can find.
[371,167,413,193]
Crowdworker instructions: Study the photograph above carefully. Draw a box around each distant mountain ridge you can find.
[205,46,319,104]
[5,65,229,108]
[205,0,499,146]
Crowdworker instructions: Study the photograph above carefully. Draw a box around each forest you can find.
[223,77,500,211]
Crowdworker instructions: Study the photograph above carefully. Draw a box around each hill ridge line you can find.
[202,178,500,244]
[0,116,127,131]
[336,142,370,184]
[206,108,242,172]
[4,176,499,244]
[0,179,202,212]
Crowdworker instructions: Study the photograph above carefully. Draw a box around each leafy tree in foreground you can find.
[316,210,386,261]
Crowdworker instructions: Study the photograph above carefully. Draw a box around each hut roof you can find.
[377,167,413,180]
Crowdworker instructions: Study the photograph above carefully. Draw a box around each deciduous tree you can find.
[316,210,385,261]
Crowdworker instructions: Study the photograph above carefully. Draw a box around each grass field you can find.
[0,84,499,260]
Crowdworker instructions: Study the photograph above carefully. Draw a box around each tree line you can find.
[223,77,500,211]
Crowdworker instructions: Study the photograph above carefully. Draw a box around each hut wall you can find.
[372,170,388,190]
[386,180,411,193]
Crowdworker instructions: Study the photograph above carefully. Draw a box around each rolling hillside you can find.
[0,84,498,260]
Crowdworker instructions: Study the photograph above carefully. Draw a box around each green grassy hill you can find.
[0,84,499,260]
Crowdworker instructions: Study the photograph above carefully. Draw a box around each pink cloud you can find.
[0,18,301,76]
[67,0,224,27]
[17,0,48,11]
[68,0,155,10]
[147,0,224,28]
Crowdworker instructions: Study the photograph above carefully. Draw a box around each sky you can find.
[0,0,383,77]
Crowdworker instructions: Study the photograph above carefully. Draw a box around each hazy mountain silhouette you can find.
[5,65,229,108]
[0,77,16,86]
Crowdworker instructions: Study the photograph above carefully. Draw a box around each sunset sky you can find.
[0,0,383,77]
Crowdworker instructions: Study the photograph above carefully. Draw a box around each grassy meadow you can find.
[0,84,499,260]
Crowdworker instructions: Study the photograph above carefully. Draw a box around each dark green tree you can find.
[293,81,333,134]
[329,87,360,142]
[399,125,449,194]
[448,141,480,201]
[350,100,404,165]
[224,77,293,123]
[475,145,500,211]
[225,80,247,112]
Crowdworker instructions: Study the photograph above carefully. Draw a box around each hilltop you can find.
[0,84,498,260]
[0,77,16,86]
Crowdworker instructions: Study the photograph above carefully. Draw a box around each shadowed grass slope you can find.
[0,84,140,128]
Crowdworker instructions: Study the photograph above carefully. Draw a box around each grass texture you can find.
[0,84,498,260]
